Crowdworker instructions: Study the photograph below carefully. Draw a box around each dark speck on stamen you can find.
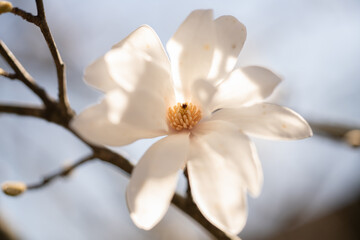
[182,103,187,109]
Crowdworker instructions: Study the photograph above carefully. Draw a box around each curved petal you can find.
[188,121,260,234]
[212,103,313,140]
[192,120,263,197]
[84,54,119,92]
[208,16,247,82]
[105,48,175,105]
[167,9,216,99]
[127,133,190,230]
[112,25,170,67]
[71,89,168,146]
[85,25,172,96]
[211,66,282,110]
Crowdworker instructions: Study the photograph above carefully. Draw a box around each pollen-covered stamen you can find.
[167,102,202,131]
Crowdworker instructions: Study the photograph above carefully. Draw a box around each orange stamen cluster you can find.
[167,102,202,131]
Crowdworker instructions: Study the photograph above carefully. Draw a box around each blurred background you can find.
[1,0,360,239]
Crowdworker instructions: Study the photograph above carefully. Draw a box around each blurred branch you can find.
[266,196,360,240]
[0,41,53,106]
[0,104,45,118]
[309,122,360,148]
[0,219,17,240]
[172,193,240,240]
[27,154,95,190]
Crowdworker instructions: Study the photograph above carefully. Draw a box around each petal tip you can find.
[125,186,157,231]
[247,179,263,198]
[129,213,155,230]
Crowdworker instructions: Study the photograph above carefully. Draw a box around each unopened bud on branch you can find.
[2,181,27,196]
[0,1,13,14]
[345,129,360,147]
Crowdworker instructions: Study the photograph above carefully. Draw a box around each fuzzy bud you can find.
[2,181,27,196]
[0,1,13,14]
[345,129,360,147]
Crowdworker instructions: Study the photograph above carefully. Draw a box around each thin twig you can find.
[10,1,70,112]
[0,69,16,79]
[11,7,39,25]
[35,0,70,112]
[0,41,53,106]
[309,122,358,139]
[27,154,95,189]
[309,121,360,147]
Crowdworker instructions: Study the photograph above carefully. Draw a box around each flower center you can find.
[167,102,202,131]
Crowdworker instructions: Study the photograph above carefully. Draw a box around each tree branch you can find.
[0,41,53,106]
[0,104,46,118]
[27,154,95,190]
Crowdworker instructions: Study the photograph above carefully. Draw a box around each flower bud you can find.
[345,129,360,147]
[2,181,27,196]
[0,1,13,14]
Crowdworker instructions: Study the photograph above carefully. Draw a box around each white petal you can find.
[208,16,247,82]
[112,25,170,67]
[190,79,217,118]
[211,66,282,110]
[84,54,119,92]
[188,121,261,234]
[85,25,172,95]
[192,120,263,197]
[127,133,189,230]
[71,89,168,146]
[105,48,175,105]
[167,10,216,99]
[212,103,313,140]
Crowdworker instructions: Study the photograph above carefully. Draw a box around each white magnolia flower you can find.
[71,10,312,235]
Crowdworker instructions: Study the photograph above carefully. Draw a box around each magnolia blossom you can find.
[71,10,312,235]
